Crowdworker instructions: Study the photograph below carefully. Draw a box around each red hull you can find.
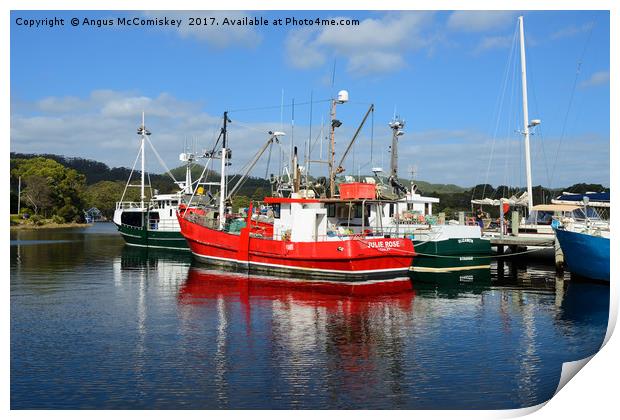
[178,214,415,281]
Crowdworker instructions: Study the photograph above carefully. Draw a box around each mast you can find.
[328,90,348,197]
[519,16,534,212]
[136,112,152,209]
[389,116,405,179]
[141,112,145,208]
[186,159,193,194]
[328,99,336,197]
[219,112,230,230]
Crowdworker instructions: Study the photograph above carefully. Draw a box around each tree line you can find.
[9,153,609,223]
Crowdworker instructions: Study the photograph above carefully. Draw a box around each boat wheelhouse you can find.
[114,193,188,250]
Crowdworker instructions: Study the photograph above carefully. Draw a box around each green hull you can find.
[116,224,189,251]
[412,238,492,274]
[413,237,491,256]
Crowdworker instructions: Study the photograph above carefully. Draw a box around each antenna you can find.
[290,98,295,173]
[306,90,313,186]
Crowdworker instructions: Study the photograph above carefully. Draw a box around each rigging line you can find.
[479,21,519,201]
[308,125,325,156]
[346,100,376,107]
[504,34,519,194]
[230,119,274,134]
[264,142,273,179]
[120,142,143,201]
[146,171,153,201]
[510,31,522,192]
[290,97,295,164]
[528,53,552,191]
[280,88,284,131]
[550,17,597,188]
[306,90,313,183]
[227,98,331,114]
[145,136,179,183]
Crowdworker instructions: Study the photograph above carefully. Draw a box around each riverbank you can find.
[10,222,92,230]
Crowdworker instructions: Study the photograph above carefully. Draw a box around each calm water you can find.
[10,223,609,409]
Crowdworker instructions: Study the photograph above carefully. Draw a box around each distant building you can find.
[84,207,105,223]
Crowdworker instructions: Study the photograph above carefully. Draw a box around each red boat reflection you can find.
[180,266,415,310]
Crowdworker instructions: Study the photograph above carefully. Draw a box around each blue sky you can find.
[10,10,610,188]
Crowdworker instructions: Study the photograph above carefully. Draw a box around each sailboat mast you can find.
[519,16,534,212]
[140,112,145,209]
[219,112,229,230]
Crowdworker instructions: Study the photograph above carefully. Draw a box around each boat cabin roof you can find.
[263,196,402,205]
[263,197,320,204]
[531,204,581,212]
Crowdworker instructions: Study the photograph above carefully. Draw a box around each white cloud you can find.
[447,11,517,33]
[474,35,514,53]
[285,12,436,76]
[397,130,609,188]
[11,91,247,174]
[285,28,326,69]
[346,51,406,76]
[143,11,262,48]
[579,71,610,88]
[11,91,609,188]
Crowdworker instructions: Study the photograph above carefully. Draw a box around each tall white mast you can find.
[519,16,534,212]
[140,111,146,209]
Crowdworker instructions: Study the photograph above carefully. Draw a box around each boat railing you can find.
[116,201,145,210]
[146,218,180,232]
[185,212,220,230]
[270,226,414,242]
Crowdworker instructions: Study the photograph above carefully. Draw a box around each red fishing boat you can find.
[179,197,414,283]
[177,109,415,289]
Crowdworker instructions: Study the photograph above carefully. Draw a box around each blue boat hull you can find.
[555,228,610,281]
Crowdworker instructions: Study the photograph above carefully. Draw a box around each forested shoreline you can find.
[9,152,609,227]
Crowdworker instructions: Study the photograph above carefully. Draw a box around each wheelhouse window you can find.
[121,212,142,228]
[272,204,281,219]
[355,204,363,219]
[327,203,336,218]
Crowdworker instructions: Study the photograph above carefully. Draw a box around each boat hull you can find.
[178,216,415,282]
[555,228,610,281]
[412,237,492,273]
[413,237,491,256]
[116,223,189,251]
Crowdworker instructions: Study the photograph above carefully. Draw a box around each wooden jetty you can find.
[488,235,563,271]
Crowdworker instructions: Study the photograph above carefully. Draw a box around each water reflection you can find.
[559,281,609,327]
[178,266,416,408]
[11,226,610,409]
[411,267,491,298]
